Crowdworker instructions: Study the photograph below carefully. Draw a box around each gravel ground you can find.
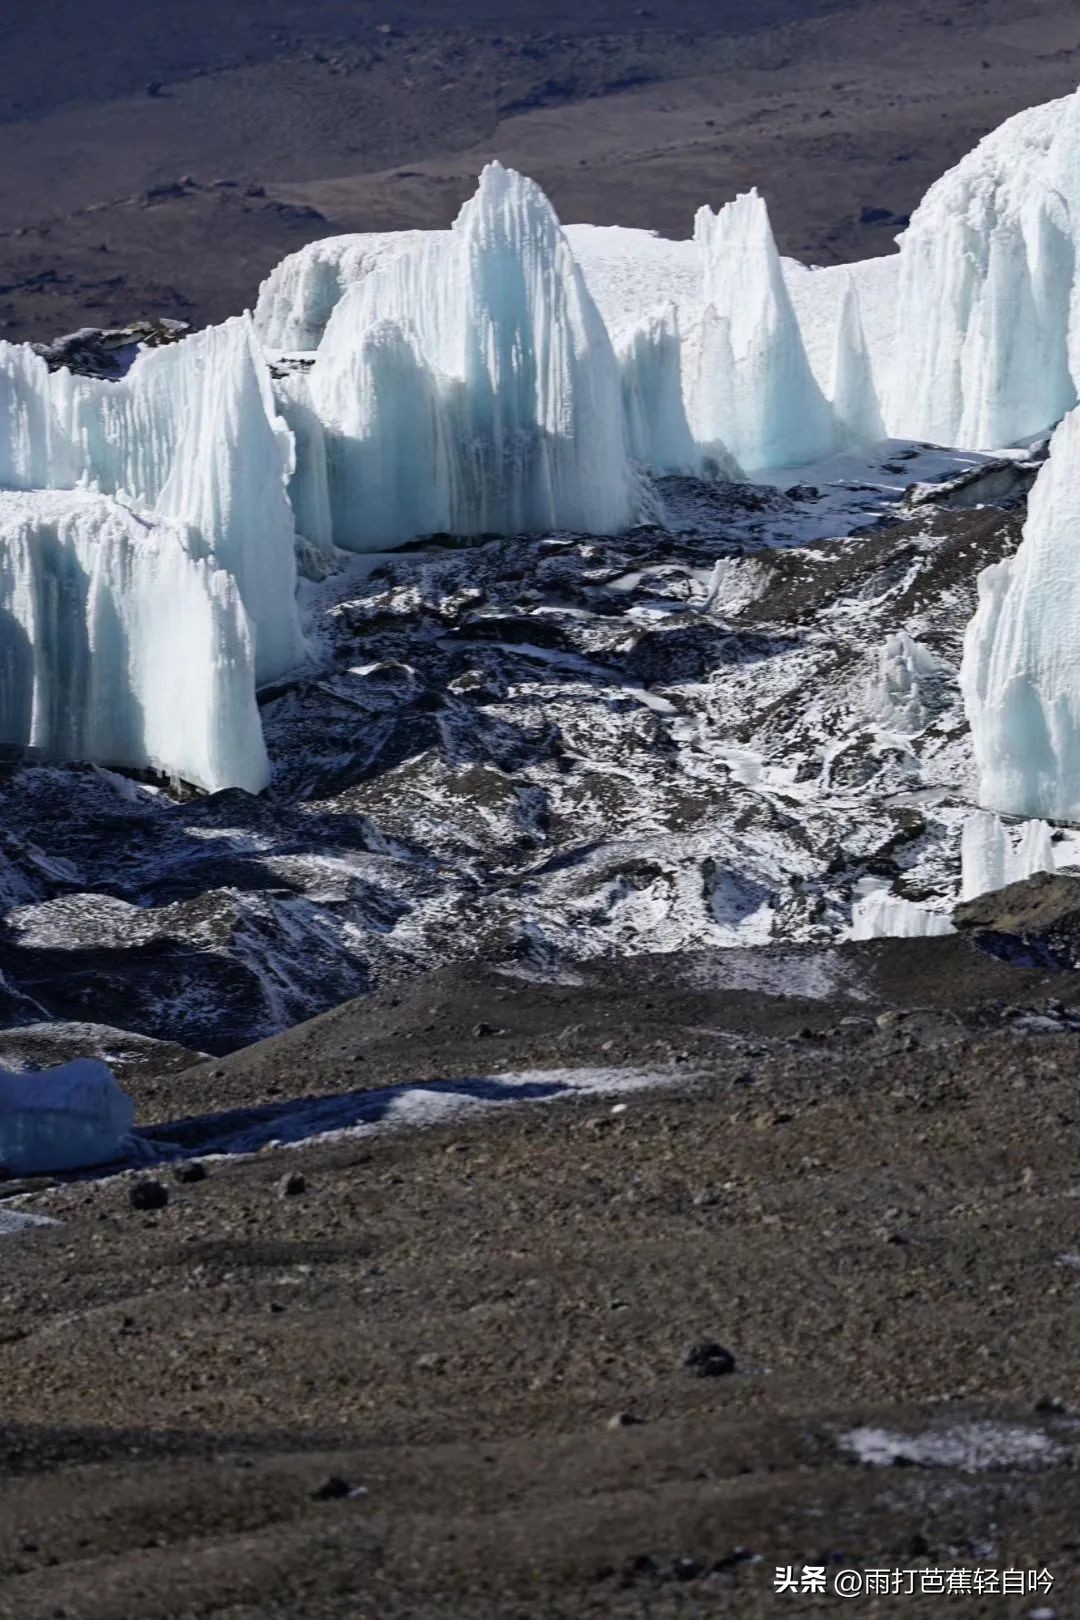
[1,929,1079,1617]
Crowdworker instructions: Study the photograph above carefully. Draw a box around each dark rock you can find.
[607,1411,644,1430]
[277,1171,307,1198]
[129,1179,168,1211]
[174,1160,207,1184]
[684,1342,736,1378]
[312,1475,354,1501]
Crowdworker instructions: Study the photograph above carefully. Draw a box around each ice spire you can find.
[830,275,885,444]
[309,162,639,545]
[692,189,837,470]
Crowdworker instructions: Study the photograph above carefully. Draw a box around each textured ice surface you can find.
[0,316,303,684]
[0,1057,133,1175]
[960,810,1057,901]
[886,90,1080,449]
[0,490,269,793]
[306,163,640,547]
[962,407,1080,820]
[864,632,946,735]
[617,304,709,476]
[849,889,955,942]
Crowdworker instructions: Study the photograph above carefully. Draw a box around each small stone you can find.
[174,1160,207,1184]
[129,1179,168,1212]
[692,1187,721,1208]
[277,1172,306,1198]
[684,1342,736,1378]
[312,1475,354,1501]
[416,1351,446,1373]
[472,1021,496,1038]
[607,1411,643,1430]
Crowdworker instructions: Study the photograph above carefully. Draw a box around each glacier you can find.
[0,1058,134,1176]
[8,89,1080,807]
[692,189,838,471]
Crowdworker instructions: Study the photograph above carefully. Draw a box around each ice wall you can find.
[850,889,955,941]
[961,406,1080,820]
[887,91,1080,448]
[0,490,270,794]
[960,809,1056,901]
[0,317,303,685]
[616,304,708,476]
[831,276,885,445]
[307,163,640,547]
[0,1058,134,1175]
[256,231,447,352]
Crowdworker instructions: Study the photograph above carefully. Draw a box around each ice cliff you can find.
[692,189,838,471]
[0,1058,134,1175]
[0,491,270,794]
[885,91,1080,448]
[961,406,1080,821]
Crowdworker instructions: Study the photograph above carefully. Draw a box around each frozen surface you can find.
[961,407,1080,820]
[155,1066,697,1160]
[0,1057,134,1175]
[617,304,707,476]
[864,631,947,736]
[0,490,269,793]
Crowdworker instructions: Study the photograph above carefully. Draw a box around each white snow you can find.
[0,1058,134,1176]
[843,1422,1067,1472]
[961,406,1080,820]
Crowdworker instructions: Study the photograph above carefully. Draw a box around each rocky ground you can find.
[2,894,1080,1617]
[0,443,1044,1059]
[2,0,1080,339]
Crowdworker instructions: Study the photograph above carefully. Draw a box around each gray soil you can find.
[2,0,1080,338]
[2,920,1080,1618]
